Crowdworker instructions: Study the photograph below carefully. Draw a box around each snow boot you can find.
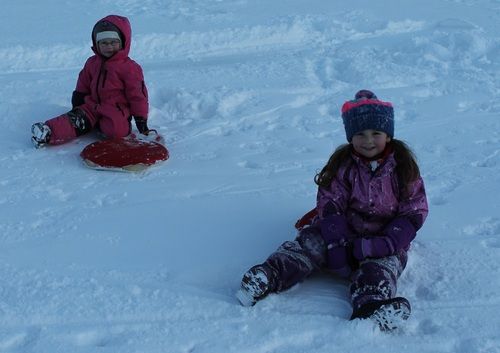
[350,297,411,332]
[31,122,51,148]
[236,265,273,307]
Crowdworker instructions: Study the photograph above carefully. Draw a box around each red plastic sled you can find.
[81,137,169,172]
[295,208,318,230]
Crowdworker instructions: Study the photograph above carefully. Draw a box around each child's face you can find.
[351,129,391,159]
[98,39,122,58]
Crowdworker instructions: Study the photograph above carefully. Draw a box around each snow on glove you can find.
[326,240,353,277]
[319,214,354,275]
[134,116,150,135]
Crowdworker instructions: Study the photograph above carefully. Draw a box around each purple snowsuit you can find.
[258,151,428,311]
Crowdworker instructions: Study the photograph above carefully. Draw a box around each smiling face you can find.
[351,129,391,159]
[97,39,122,58]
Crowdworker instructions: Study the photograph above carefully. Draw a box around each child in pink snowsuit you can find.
[237,90,428,331]
[31,15,150,147]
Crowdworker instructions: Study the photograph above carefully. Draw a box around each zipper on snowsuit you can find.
[95,61,108,104]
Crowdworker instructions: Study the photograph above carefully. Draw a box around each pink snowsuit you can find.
[46,15,148,144]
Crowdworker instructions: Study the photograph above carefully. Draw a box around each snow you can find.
[1,0,500,352]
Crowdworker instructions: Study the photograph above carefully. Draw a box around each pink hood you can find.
[91,15,132,59]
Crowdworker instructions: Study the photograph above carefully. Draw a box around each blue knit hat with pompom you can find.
[341,90,394,142]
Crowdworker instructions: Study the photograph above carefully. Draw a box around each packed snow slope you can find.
[1,0,500,352]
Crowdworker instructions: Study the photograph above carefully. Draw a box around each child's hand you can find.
[134,116,149,134]
[320,214,349,245]
[352,236,392,260]
[326,241,354,276]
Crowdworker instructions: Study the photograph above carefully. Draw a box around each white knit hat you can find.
[95,31,121,43]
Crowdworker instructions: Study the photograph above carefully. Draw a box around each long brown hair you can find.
[314,139,421,194]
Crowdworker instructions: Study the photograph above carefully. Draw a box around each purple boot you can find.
[350,297,411,331]
[236,265,275,306]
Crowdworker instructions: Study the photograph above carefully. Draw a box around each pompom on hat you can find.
[341,90,394,142]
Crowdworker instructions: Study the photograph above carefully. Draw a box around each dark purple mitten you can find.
[320,214,349,244]
[352,217,417,260]
[327,242,352,277]
[320,214,353,275]
[383,217,417,250]
[353,236,395,260]
[351,236,396,260]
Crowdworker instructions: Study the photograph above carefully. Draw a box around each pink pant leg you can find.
[45,105,99,145]
[46,103,130,144]
[45,113,77,145]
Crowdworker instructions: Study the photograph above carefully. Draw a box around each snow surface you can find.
[1,0,500,352]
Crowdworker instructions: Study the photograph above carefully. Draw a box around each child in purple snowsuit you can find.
[237,90,428,331]
[31,15,150,148]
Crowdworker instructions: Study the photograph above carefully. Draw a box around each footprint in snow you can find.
[462,217,500,237]
[237,160,261,169]
[72,329,122,348]
[429,178,461,206]
[471,149,499,168]
[415,285,439,301]
[0,326,41,352]
[416,318,441,335]
[480,238,500,249]
[456,336,500,353]
[462,217,500,249]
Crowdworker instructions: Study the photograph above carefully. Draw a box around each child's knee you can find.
[296,227,326,254]
[67,108,92,136]
[99,118,131,138]
[295,227,327,266]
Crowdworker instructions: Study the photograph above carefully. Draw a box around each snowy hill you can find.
[1,0,499,352]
